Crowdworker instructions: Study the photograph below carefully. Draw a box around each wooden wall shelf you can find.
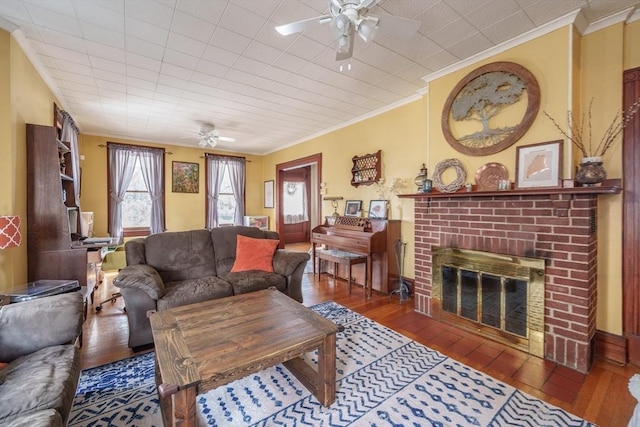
[398,179,622,199]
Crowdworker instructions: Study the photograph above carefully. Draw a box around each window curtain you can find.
[283,181,309,224]
[138,150,164,234]
[206,155,223,228]
[228,158,245,225]
[60,111,81,206]
[108,143,164,237]
[108,146,136,238]
[206,155,245,228]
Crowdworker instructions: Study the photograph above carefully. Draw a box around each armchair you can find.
[0,292,84,426]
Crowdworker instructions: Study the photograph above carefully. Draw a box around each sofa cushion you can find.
[0,345,80,425]
[219,271,287,296]
[156,276,233,311]
[4,409,63,427]
[145,229,217,282]
[114,264,165,299]
[211,226,278,274]
[231,235,279,273]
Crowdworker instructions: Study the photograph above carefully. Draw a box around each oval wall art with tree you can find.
[441,62,540,156]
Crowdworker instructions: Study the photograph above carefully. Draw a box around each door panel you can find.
[280,167,310,244]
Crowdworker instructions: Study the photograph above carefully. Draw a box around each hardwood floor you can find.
[82,255,639,426]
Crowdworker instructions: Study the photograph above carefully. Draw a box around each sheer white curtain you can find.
[108,143,164,237]
[283,181,308,224]
[206,155,223,228]
[138,150,164,234]
[228,158,245,225]
[206,155,245,228]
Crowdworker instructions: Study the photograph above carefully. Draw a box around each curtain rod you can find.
[98,143,172,155]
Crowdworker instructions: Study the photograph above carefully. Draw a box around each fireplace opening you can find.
[433,247,545,357]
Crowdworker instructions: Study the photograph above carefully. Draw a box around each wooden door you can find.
[280,166,311,244]
[623,67,640,366]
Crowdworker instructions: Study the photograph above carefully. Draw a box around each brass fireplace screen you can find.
[432,247,545,357]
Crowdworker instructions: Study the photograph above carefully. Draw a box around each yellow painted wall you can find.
[624,19,640,70]
[79,135,264,236]
[0,30,59,291]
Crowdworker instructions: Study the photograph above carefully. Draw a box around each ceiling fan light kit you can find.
[275,0,419,61]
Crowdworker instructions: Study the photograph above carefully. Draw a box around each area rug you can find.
[69,301,594,426]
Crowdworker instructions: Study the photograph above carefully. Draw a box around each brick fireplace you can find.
[411,192,603,373]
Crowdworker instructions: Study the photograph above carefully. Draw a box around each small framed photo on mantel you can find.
[515,140,563,189]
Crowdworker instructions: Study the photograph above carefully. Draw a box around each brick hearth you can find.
[413,193,598,373]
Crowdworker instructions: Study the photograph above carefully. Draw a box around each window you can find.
[108,143,165,238]
[282,181,308,224]
[206,154,245,228]
[121,159,152,230]
[217,166,237,225]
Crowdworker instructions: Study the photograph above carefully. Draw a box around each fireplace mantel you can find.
[408,181,620,372]
[398,178,621,200]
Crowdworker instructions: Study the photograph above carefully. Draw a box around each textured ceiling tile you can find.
[73,1,124,32]
[171,10,216,42]
[125,36,165,60]
[90,55,126,74]
[447,32,494,60]
[243,41,283,64]
[481,10,535,44]
[126,52,162,73]
[125,0,174,29]
[85,40,126,62]
[46,44,91,65]
[166,32,207,57]
[23,2,82,36]
[81,23,125,49]
[125,16,169,45]
[163,49,200,70]
[201,44,240,66]
[175,0,226,25]
[210,27,252,54]
[219,3,265,39]
[428,18,478,48]
[35,27,87,53]
[462,0,521,30]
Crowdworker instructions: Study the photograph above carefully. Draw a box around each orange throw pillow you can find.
[230,235,279,273]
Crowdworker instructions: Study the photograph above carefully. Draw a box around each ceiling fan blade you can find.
[276,15,330,36]
[376,13,420,40]
[217,136,235,142]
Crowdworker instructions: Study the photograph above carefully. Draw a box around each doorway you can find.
[276,154,322,245]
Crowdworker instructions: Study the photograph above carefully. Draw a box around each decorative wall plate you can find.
[475,163,508,191]
[441,62,540,156]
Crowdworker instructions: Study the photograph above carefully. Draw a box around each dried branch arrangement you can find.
[544,97,640,158]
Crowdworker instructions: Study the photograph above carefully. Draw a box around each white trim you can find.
[628,7,640,23]
[583,6,637,35]
[421,9,582,84]
[566,25,575,179]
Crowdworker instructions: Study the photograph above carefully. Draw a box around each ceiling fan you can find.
[275,0,420,61]
[192,123,235,148]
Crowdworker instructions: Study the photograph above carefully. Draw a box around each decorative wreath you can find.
[433,159,467,193]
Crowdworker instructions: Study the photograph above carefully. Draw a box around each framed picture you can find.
[344,200,362,217]
[368,200,388,219]
[172,161,199,193]
[264,180,274,208]
[516,140,563,189]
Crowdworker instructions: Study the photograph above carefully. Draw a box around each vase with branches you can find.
[544,97,640,158]
[544,97,640,185]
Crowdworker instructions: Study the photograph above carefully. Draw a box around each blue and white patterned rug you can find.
[69,301,594,426]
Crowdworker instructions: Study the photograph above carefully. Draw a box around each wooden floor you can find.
[82,247,639,426]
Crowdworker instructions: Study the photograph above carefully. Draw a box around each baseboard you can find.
[594,330,627,365]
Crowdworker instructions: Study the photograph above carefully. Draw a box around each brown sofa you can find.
[114,226,310,349]
[0,292,84,426]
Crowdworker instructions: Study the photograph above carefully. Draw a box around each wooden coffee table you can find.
[149,288,339,426]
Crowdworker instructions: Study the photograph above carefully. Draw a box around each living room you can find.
[1,0,640,425]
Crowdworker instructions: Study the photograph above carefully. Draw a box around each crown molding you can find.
[583,6,637,35]
[628,7,640,23]
[421,9,583,84]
